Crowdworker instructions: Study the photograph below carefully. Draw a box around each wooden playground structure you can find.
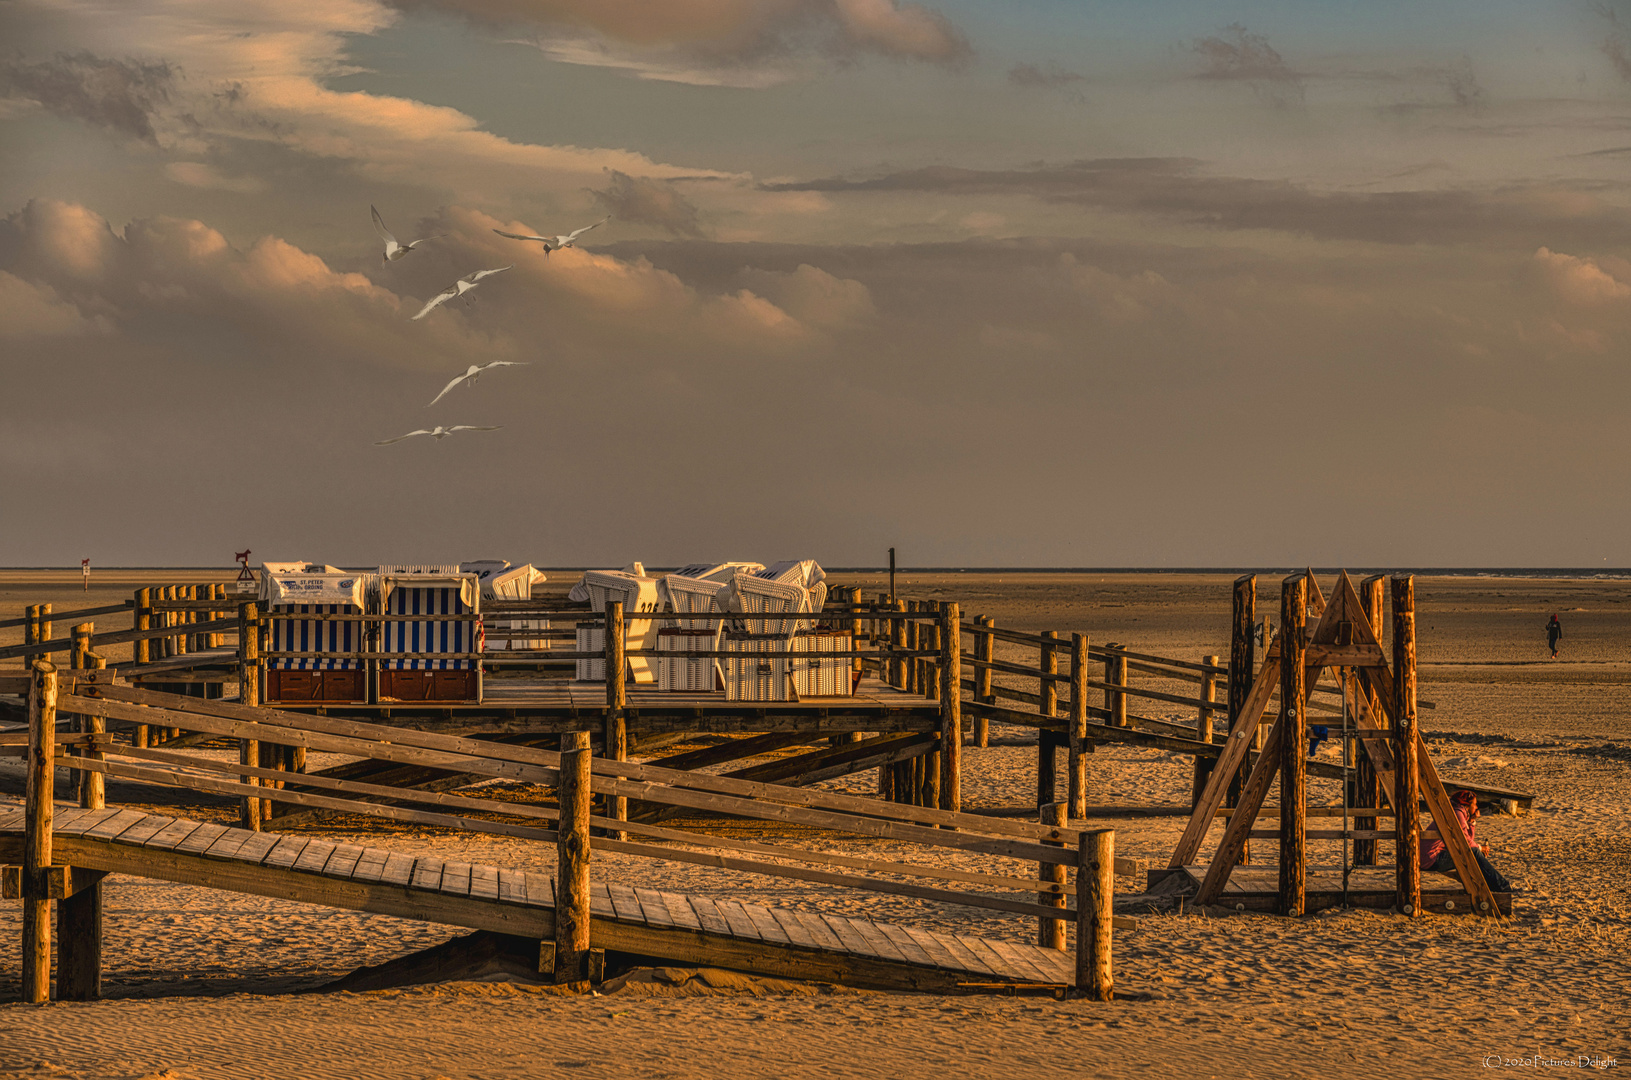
[1,569,1529,1003]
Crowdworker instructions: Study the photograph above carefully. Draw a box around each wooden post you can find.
[238,601,261,831]
[973,616,993,748]
[1278,574,1307,917]
[69,624,93,804]
[1038,801,1068,950]
[37,603,53,662]
[938,603,961,812]
[1354,575,1385,866]
[1067,633,1090,820]
[23,660,57,1004]
[1392,575,1420,917]
[1227,576,1255,864]
[604,600,627,839]
[889,600,906,689]
[59,650,104,1002]
[1192,655,1220,805]
[555,741,592,984]
[1037,630,1059,809]
[1104,645,1128,728]
[1074,828,1114,1001]
[210,584,226,648]
[906,603,921,696]
[134,587,151,667]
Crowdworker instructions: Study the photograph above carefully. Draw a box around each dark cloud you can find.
[1191,24,1304,106]
[1602,5,1631,82]
[1441,57,1486,111]
[1008,62,1086,97]
[386,0,970,71]
[588,170,706,237]
[0,51,176,142]
[764,157,1631,248]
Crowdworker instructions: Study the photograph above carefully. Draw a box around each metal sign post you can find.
[234,550,256,596]
[81,558,90,592]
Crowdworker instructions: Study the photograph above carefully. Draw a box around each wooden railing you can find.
[6,662,1122,999]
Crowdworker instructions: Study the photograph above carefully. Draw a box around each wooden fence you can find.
[5,663,1121,999]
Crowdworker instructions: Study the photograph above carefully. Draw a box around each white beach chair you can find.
[469,563,547,651]
[572,568,663,683]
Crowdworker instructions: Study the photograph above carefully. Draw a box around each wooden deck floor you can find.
[1151,864,1512,916]
[0,806,1075,992]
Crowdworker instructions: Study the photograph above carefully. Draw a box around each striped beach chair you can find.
[377,569,482,702]
[260,567,370,704]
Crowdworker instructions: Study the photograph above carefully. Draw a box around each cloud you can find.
[1008,62,1086,97]
[589,171,706,237]
[402,0,969,84]
[1603,5,1631,82]
[1441,56,1486,111]
[1528,247,1631,304]
[164,161,266,193]
[765,157,1631,249]
[0,50,176,142]
[0,271,110,337]
[739,263,875,327]
[1191,24,1304,107]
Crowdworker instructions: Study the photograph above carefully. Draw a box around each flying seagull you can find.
[427,360,529,407]
[411,265,513,320]
[371,205,443,263]
[375,425,501,445]
[492,215,610,255]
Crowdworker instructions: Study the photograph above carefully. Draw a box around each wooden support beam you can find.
[555,742,591,984]
[238,601,261,831]
[604,600,627,840]
[1227,577,1255,864]
[1392,575,1421,917]
[1278,574,1308,917]
[1037,630,1059,809]
[1039,802,1067,950]
[973,615,993,748]
[23,660,57,1004]
[1192,653,1219,807]
[1103,645,1128,729]
[1074,829,1113,1001]
[1354,576,1385,866]
[938,603,961,813]
[1067,633,1090,820]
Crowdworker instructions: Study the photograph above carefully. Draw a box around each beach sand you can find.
[1,571,1626,1079]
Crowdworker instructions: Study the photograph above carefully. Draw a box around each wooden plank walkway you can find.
[1150,864,1512,916]
[0,806,1074,992]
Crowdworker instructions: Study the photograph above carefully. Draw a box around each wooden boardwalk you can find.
[0,806,1077,992]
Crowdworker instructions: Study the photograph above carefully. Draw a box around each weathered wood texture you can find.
[1278,575,1307,917]
[1392,575,1421,916]
[23,661,57,1003]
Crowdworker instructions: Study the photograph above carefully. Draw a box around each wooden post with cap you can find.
[1392,575,1421,917]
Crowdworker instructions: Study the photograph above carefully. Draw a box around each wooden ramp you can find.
[0,806,1075,993]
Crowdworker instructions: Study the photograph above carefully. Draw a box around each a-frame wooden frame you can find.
[1168,570,1503,919]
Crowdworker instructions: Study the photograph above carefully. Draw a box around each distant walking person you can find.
[1546,614,1562,659]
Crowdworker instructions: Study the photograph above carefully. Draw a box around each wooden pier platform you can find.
[1,805,1078,993]
[1147,865,1512,917]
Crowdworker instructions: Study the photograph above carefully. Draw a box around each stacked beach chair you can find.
[718,560,848,701]
[376,565,482,702]
[570,565,664,684]
[258,563,371,705]
[654,562,763,692]
[461,560,548,653]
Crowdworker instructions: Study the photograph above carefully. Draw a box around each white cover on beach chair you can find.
[574,568,662,683]
[754,560,828,614]
[568,562,645,603]
[721,573,813,637]
[474,564,548,650]
[259,570,364,607]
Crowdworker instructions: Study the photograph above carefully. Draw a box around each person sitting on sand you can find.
[1420,789,1515,892]
[1546,614,1562,659]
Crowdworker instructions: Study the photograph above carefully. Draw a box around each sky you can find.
[3,0,1631,568]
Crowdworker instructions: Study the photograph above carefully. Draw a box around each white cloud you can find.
[1529,247,1631,305]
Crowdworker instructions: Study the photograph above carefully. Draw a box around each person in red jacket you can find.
[1420,789,1515,892]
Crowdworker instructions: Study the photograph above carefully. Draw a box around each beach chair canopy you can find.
[377,570,479,610]
[568,563,647,603]
[259,569,366,607]
[482,564,545,601]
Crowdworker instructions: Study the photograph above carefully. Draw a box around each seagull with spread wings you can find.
[427,360,529,407]
[492,215,610,255]
[375,425,501,445]
[411,265,513,320]
[371,205,443,263]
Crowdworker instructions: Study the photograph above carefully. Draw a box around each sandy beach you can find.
[1,570,1626,1079]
